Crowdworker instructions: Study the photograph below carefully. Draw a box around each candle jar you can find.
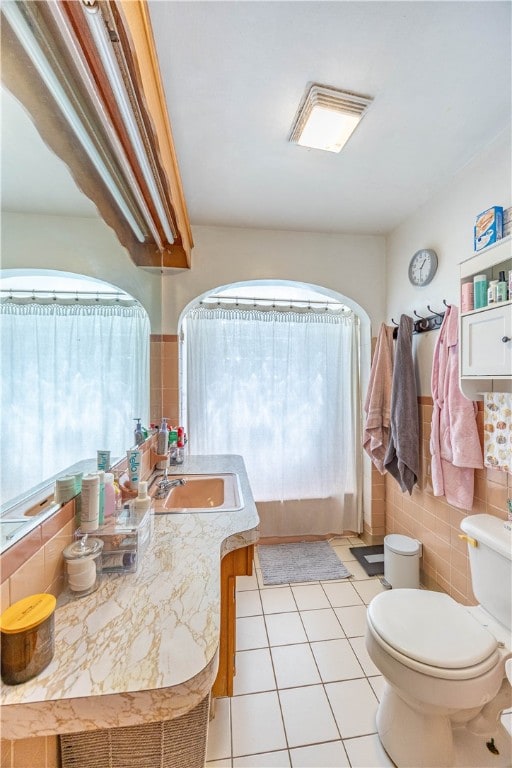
[0,593,56,685]
[63,536,103,597]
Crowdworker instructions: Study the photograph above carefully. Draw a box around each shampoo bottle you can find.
[496,271,508,302]
[133,481,151,515]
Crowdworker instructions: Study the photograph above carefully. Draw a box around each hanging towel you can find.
[483,392,512,472]
[384,314,419,493]
[430,304,483,510]
[363,323,394,474]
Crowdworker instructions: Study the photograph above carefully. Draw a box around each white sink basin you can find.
[154,473,244,513]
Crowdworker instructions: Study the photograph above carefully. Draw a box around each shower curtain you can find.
[185,303,362,535]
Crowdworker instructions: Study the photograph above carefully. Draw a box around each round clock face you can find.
[408,249,438,286]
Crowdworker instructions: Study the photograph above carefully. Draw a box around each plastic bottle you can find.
[487,279,499,304]
[496,271,508,302]
[157,418,169,455]
[103,473,116,518]
[80,474,100,532]
[134,418,144,446]
[112,471,123,514]
[176,427,185,464]
[97,471,105,525]
[133,480,151,515]
[169,429,178,464]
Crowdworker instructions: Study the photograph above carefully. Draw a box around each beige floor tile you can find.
[290,740,350,767]
[352,579,386,604]
[368,675,386,702]
[334,605,368,637]
[300,608,345,642]
[206,697,231,762]
[322,580,363,608]
[236,590,263,618]
[271,643,321,689]
[231,692,287,757]
[265,612,307,646]
[236,615,268,651]
[291,584,330,610]
[311,638,364,682]
[279,685,340,748]
[233,648,276,695]
[236,572,259,591]
[325,678,378,738]
[234,751,290,767]
[260,587,297,614]
[342,733,394,767]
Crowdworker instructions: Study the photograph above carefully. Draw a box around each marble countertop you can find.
[0,455,259,739]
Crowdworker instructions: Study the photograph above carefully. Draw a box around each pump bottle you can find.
[157,418,169,455]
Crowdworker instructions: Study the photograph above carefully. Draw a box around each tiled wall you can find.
[385,396,510,605]
[149,334,180,427]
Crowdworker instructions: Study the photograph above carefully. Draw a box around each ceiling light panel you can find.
[289,84,373,153]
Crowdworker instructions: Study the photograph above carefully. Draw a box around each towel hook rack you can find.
[427,304,444,318]
[391,318,399,326]
[443,299,451,308]
[413,310,426,320]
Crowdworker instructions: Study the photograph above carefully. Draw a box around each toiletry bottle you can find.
[80,474,100,532]
[496,271,508,302]
[157,418,169,455]
[133,481,151,515]
[176,427,185,464]
[169,429,178,464]
[103,473,116,519]
[487,279,499,304]
[134,418,144,446]
[127,449,142,489]
[97,471,105,525]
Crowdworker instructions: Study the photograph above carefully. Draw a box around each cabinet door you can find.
[461,305,512,377]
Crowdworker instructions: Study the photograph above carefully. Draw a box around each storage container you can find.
[86,506,152,573]
[384,534,421,589]
[0,593,56,684]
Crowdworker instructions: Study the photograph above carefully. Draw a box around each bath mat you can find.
[257,541,352,585]
[349,545,384,577]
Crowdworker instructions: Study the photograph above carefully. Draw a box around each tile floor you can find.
[206,536,393,767]
[206,536,512,768]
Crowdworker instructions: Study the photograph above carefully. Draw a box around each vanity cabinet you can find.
[459,236,512,399]
[212,544,254,698]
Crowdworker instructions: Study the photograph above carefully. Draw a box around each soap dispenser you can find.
[133,418,144,446]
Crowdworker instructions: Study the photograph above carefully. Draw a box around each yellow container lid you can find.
[0,593,56,634]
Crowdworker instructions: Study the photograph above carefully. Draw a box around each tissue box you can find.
[474,206,503,251]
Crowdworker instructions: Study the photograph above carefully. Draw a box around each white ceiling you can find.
[149,0,511,235]
[2,2,510,238]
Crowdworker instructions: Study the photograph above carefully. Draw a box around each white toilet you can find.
[365,514,512,768]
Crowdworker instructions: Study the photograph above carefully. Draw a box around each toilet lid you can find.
[368,589,498,669]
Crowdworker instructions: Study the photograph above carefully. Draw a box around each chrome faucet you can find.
[154,475,186,499]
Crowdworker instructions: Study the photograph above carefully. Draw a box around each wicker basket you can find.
[60,695,209,768]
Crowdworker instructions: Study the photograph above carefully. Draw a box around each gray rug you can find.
[258,541,352,585]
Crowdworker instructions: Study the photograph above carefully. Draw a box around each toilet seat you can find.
[367,589,500,680]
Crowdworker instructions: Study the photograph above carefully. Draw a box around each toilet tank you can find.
[461,514,511,630]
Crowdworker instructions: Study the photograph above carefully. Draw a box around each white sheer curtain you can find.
[0,300,149,504]
[186,304,362,534]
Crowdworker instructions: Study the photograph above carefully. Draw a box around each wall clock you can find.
[408,249,438,287]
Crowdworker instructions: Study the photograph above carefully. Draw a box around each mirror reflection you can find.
[0,83,161,544]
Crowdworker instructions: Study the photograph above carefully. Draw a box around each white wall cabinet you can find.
[459,236,512,399]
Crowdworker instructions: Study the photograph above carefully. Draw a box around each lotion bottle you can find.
[157,418,169,455]
[133,481,151,515]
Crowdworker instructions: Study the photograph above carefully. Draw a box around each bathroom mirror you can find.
[0,78,161,548]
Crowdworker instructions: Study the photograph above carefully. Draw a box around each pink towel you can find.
[364,323,394,474]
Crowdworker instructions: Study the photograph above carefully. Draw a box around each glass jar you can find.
[63,535,103,597]
[0,593,56,685]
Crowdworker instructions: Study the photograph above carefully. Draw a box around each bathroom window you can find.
[184,288,361,531]
[0,274,149,506]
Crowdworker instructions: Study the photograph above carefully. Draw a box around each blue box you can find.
[474,206,503,251]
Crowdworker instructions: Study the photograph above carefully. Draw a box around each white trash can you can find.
[384,534,422,589]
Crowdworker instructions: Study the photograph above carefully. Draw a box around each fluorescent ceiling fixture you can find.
[289,84,372,153]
